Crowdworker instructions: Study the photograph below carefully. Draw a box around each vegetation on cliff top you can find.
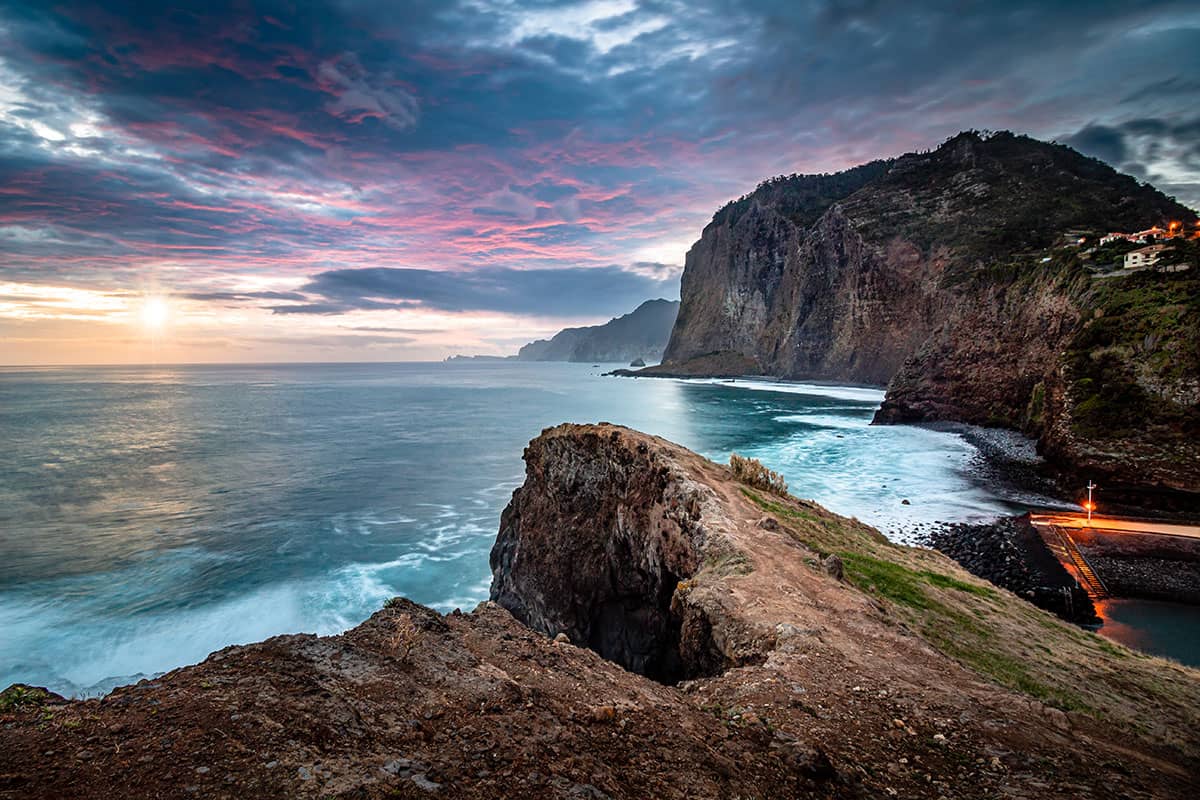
[1067,270,1199,440]
[738,482,1199,728]
[710,158,892,230]
[712,131,1196,263]
[860,131,1196,264]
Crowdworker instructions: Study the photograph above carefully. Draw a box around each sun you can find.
[139,297,170,330]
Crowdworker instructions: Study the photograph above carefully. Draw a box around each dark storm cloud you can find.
[1,0,1199,327]
[276,266,678,317]
[1065,125,1130,166]
[1065,116,1200,206]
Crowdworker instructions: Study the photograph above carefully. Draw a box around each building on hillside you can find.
[1100,224,1193,245]
[1124,244,1167,270]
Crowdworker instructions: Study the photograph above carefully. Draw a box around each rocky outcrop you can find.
[518,299,679,363]
[656,131,1200,496]
[490,425,756,681]
[5,425,1200,799]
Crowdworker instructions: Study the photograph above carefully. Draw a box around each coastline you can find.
[608,369,1200,649]
[611,364,1200,518]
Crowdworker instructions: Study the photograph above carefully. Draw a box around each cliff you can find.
[518,299,679,363]
[8,424,1197,798]
[653,131,1199,497]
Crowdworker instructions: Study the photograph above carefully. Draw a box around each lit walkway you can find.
[1029,513,1200,541]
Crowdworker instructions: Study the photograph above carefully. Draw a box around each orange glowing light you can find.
[1083,501,1095,511]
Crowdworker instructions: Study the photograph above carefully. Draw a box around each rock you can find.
[411,773,442,792]
[589,705,618,724]
[823,554,844,581]
[554,632,570,644]
[490,424,737,682]
[382,758,419,776]
[900,499,910,506]
[759,516,781,532]
[630,358,646,367]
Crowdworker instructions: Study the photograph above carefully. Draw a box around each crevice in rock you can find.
[584,565,688,683]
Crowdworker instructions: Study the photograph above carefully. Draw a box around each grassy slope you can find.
[738,485,1200,751]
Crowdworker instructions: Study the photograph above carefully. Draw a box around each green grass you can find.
[729,482,1171,724]
[838,552,997,610]
[922,570,997,598]
[832,552,1094,708]
[925,619,1089,712]
[740,487,817,523]
[0,685,51,713]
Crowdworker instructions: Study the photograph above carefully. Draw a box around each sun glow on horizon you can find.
[139,297,170,331]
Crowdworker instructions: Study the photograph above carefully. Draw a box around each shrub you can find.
[0,685,50,713]
[388,613,419,662]
[729,454,788,497]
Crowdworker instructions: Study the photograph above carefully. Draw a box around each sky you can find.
[1,0,1198,365]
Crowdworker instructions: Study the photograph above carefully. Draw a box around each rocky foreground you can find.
[4,424,1200,798]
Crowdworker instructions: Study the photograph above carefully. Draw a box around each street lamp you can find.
[1084,480,1097,524]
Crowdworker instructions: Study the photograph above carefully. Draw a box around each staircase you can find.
[1044,524,1109,599]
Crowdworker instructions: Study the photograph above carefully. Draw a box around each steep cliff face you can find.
[490,424,756,681]
[659,131,1199,494]
[518,299,679,363]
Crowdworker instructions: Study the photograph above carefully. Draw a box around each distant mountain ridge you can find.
[517,299,679,364]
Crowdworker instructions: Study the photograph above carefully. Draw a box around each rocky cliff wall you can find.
[490,425,751,681]
[658,131,1200,495]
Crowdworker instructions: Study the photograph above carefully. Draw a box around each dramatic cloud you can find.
[1065,116,1200,206]
[276,266,677,317]
[1,0,1198,362]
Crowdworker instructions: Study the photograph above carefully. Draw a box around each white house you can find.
[1102,226,1168,246]
[1124,244,1167,269]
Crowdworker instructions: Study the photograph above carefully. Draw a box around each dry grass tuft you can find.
[730,454,788,496]
[388,614,420,661]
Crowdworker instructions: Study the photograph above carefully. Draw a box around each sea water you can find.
[0,361,1038,696]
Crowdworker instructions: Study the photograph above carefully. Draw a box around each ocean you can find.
[0,361,1037,696]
